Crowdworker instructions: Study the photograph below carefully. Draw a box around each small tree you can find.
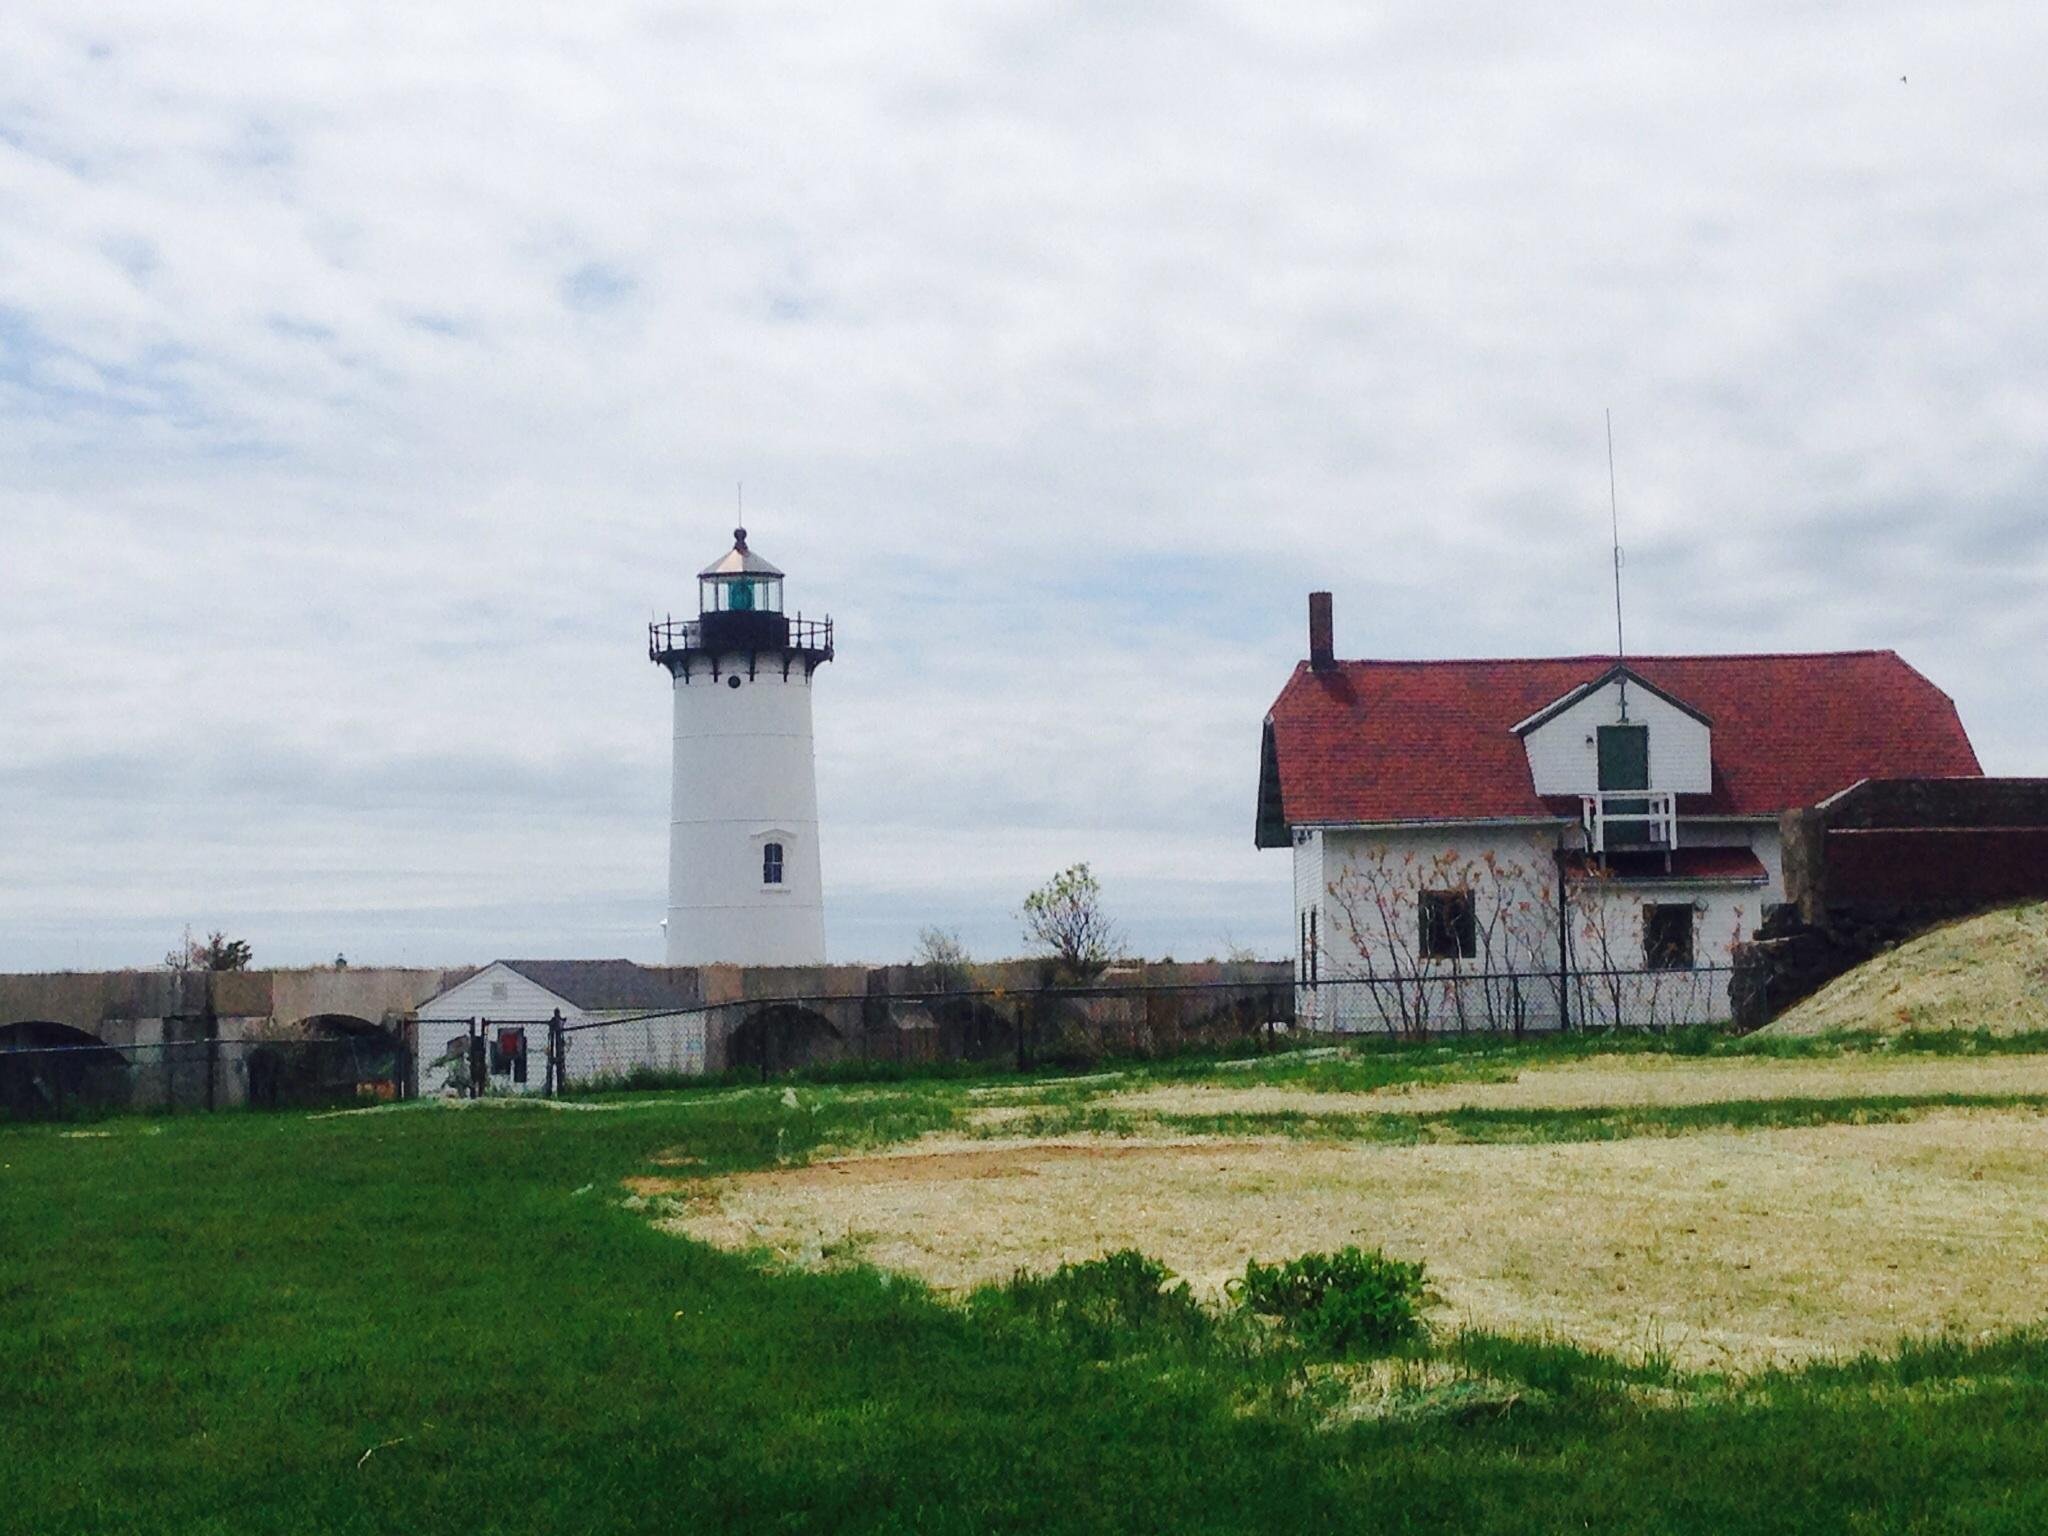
[165,928,253,972]
[913,926,972,992]
[1021,863,1124,981]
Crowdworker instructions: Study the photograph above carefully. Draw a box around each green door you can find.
[1597,725,1651,847]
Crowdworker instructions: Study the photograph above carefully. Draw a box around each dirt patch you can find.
[666,1112,2048,1370]
[964,1104,1042,1127]
[1765,902,2048,1036]
[1096,1053,2048,1120]
[759,1137,1270,1186]
[623,1175,695,1196]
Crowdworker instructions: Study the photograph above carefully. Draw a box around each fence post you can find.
[1555,852,1573,1033]
[547,1010,565,1097]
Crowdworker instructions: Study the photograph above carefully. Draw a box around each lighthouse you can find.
[649,528,833,966]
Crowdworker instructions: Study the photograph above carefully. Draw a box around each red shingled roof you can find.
[1260,651,1980,838]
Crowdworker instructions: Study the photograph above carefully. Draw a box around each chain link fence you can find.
[1297,963,1746,1036]
[543,977,1296,1092]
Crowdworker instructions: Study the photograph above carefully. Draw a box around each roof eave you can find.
[1254,720,1290,849]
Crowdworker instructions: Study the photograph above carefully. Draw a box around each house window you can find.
[762,841,784,885]
[1644,904,1695,971]
[1419,890,1477,960]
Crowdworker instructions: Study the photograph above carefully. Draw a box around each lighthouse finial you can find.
[734,526,747,551]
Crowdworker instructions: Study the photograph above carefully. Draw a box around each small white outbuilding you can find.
[415,960,704,1094]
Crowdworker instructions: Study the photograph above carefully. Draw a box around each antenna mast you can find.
[1606,409,1625,662]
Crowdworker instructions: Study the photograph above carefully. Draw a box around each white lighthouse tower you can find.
[649,528,833,966]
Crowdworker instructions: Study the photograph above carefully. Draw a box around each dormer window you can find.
[1512,664,1712,802]
[762,842,785,885]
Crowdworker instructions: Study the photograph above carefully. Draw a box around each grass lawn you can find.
[8,1034,2048,1533]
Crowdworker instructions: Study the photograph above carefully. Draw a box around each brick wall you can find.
[1738,778,2048,1024]
[1783,778,2048,921]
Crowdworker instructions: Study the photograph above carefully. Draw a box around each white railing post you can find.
[1580,789,1680,854]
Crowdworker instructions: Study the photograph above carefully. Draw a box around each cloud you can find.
[1,0,2044,968]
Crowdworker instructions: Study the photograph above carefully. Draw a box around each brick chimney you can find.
[1308,591,1334,671]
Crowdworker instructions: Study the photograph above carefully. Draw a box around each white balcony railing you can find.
[1580,789,1678,854]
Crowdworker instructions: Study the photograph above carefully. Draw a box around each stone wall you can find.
[4,958,1296,1109]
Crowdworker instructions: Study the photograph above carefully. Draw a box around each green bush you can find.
[973,1250,1212,1357]
[1232,1246,1427,1356]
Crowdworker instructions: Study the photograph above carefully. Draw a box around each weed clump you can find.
[972,1250,1212,1357]
[1233,1247,1428,1356]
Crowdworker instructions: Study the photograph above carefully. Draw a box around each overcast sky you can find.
[3,2,2043,972]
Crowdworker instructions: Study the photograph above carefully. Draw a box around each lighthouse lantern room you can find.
[649,527,833,966]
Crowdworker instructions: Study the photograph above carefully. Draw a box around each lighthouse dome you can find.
[698,528,784,579]
[692,526,789,620]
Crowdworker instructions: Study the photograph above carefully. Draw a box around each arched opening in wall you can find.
[0,1022,129,1119]
[1186,987,1291,1051]
[931,998,1014,1063]
[1021,994,1098,1068]
[727,1004,843,1077]
[247,1014,409,1109]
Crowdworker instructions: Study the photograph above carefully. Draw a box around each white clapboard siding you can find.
[1299,823,1785,1034]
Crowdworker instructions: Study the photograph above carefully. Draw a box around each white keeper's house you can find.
[1256,592,1982,1031]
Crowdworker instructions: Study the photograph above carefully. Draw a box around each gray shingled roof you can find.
[499,960,699,1012]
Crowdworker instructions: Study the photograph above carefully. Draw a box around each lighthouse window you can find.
[762,842,785,885]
